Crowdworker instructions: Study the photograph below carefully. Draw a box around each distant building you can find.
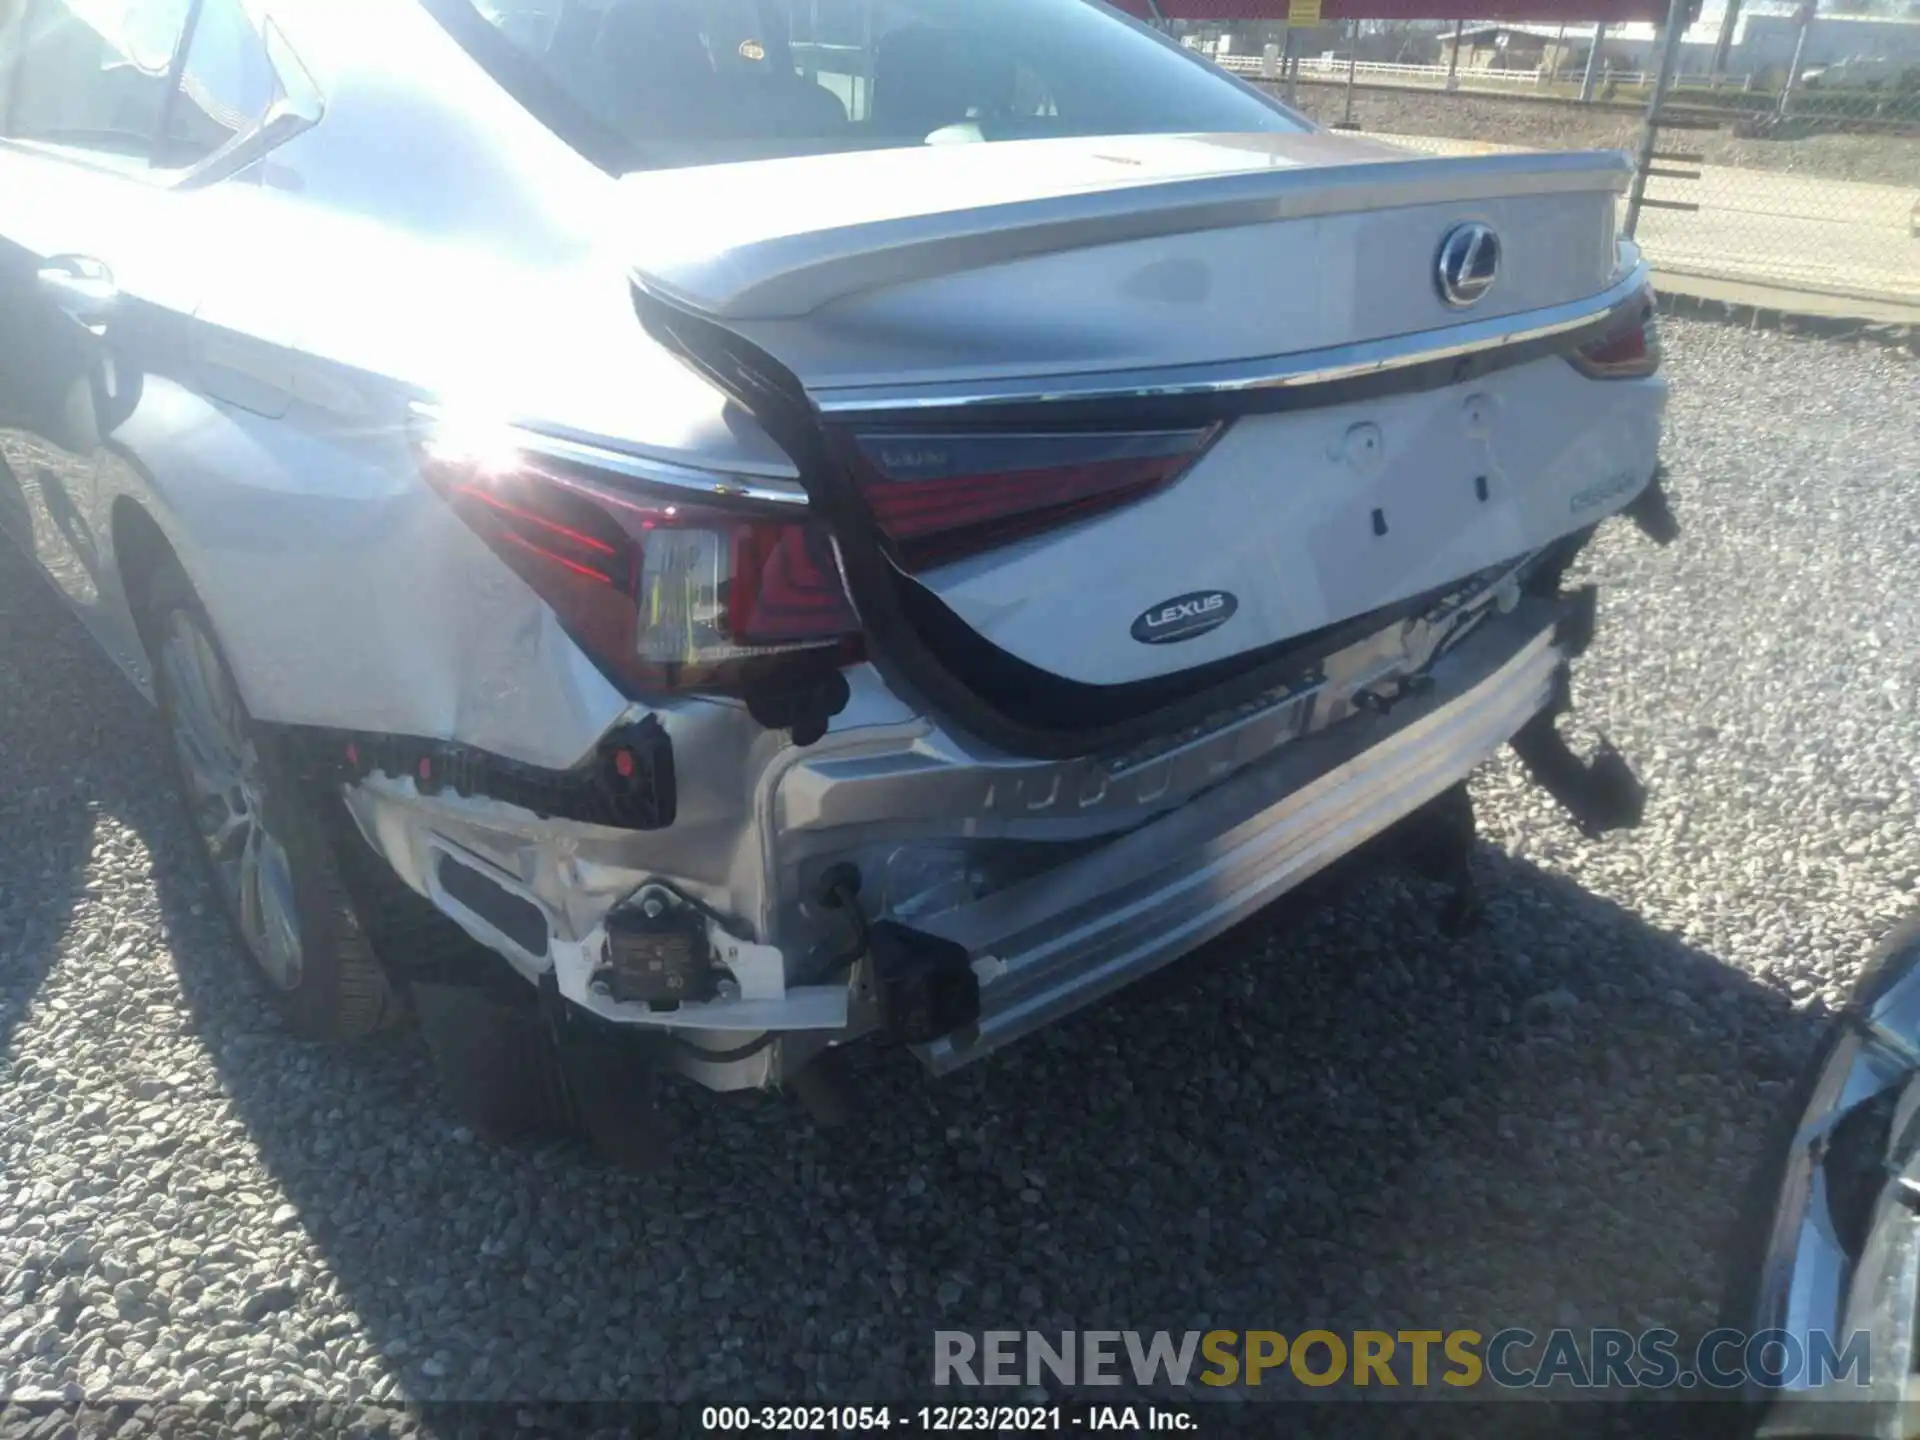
[1436,11,1920,78]
[1176,18,1446,64]
[1437,22,1583,71]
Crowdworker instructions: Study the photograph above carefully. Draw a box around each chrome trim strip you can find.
[407,403,810,507]
[512,429,811,507]
[814,254,1648,416]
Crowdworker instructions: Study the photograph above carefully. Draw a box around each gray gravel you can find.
[1,319,1916,1408]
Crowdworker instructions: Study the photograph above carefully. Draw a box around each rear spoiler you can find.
[803,247,1653,419]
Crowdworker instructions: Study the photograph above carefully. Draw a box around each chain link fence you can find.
[1199,18,1920,307]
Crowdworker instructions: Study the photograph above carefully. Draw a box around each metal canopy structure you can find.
[1114,0,1674,21]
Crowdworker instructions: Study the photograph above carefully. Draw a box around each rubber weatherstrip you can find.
[632,284,1598,762]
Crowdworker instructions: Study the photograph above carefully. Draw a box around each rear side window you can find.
[2,0,193,156]
[431,0,1305,173]
[160,0,281,166]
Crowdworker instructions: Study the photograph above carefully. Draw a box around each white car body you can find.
[0,0,1671,1119]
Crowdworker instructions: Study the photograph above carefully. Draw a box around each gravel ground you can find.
[1281,83,1920,189]
[1,321,1917,1418]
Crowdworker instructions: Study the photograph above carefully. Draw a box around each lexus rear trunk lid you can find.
[622,132,1661,743]
[619,132,1628,382]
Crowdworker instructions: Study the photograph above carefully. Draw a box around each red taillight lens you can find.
[849,428,1219,571]
[1571,287,1662,379]
[417,421,861,695]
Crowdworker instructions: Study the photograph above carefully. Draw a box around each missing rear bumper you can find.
[341,572,1634,1082]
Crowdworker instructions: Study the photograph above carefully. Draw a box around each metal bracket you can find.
[1554,585,1601,659]
[1626,467,1681,547]
[708,924,788,1002]
[1509,712,1647,839]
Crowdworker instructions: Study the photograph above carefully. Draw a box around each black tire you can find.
[327,819,581,1141]
[410,977,576,1141]
[144,556,402,1042]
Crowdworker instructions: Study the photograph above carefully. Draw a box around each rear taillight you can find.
[848,428,1219,571]
[416,414,861,695]
[1571,286,1662,379]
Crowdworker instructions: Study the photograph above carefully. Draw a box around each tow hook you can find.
[1626,466,1680,547]
[1509,710,1647,839]
[814,868,982,1045]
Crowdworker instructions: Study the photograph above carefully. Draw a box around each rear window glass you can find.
[439,0,1306,171]
[3,0,193,156]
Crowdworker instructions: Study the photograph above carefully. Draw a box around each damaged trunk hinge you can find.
[1626,465,1680,547]
[1508,667,1646,839]
[1554,584,1600,660]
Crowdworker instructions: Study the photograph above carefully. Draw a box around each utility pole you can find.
[1343,18,1359,125]
[1445,17,1463,89]
[1777,3,1814,116]
[1580,21,1608,100]
[1625,0,1691,235]
[1709,0,1743,84]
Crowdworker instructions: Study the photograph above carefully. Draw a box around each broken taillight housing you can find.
[415,415,862,695]
[847,427,1220,572]
[1570,285,1662,379]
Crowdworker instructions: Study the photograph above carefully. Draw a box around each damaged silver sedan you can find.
[0,0,1674,1158]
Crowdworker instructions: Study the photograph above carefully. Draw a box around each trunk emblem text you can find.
[1131,591,1239,645]
[1436,223,1501,309]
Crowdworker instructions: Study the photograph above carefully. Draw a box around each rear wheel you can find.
[1720,906,1920,1329]
[146,558,401,1041]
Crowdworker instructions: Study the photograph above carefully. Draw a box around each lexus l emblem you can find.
[1435,222,1500,308]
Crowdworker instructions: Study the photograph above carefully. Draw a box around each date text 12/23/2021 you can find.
[701,1408,1189,1432]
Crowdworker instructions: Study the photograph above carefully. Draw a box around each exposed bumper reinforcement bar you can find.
[909,610,1568,1075]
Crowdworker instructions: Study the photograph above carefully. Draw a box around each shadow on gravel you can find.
[0,541,1830,1419]
[0,547,150,1065]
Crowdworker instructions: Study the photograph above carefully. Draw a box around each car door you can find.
[0,0,290,674]
[0,0,199,619]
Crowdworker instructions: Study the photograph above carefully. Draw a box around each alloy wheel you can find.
[157,611,304,991]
